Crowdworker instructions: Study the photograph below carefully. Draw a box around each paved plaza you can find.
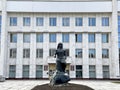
[0,80,120,90]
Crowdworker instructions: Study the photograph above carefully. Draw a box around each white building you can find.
[0,0,120,81]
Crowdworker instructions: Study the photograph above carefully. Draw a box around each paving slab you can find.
[0,80,120,90]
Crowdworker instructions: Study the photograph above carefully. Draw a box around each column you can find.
[69,33,75,78]
[83,33,89,78]
[16,33,23,78]
[110,0,119,78]
[43,33,49,78]
[30,33,36,78]
[0,0,7,81]
[96,33,102,78]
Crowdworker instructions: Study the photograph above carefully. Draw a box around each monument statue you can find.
[50,43,70,86]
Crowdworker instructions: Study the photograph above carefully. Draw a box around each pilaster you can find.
[83,33,89,78]
[30,33,36,78]
[111,0,119,78]
[0,0,7,81]
[16,33,23,78]
[96,33,102,78]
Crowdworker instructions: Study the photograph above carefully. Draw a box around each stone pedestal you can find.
[50,71,70,86]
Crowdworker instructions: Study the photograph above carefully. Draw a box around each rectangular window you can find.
[89,33,95,43]
[49,49,56,56]
[89,65,96,78]
[102,49,109,58]
[36,17,44,26]
[36,34,43,42]
[89,17,96,26]
[102,17,109,26]
[10,17,17,26]
[36,65,43,78]
[75,34,82,42]
[36,49,43,58]
[10,48,17,58]
[76,65,82,78]
[62,34,69,42]
[9,65,16,78]
[49,33,56,42]
[23,65,29,78]
[75,17,83,26]
[62,17,70,26]
[103,65,109,78]
[49,17,57,26]
[10,33,17,43]
[23,17,30,26]
[75,49,82,58]
[65,49,69,56]
[89,49,96,58]
[23,49,30,58]
[102,33,109,43]
[23,34,30,43]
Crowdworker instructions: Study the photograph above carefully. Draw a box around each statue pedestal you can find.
[50,71,70,86]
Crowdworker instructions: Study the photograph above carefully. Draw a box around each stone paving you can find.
[0,80,120,90]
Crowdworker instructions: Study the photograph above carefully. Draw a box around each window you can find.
[23,65,29,78]
[75,49,82,58]
[36,65,43,78]
[75,34,82,42]
[102,49,109,58]
[23,49,30,58]
[102,33,109,43]
[23,17,30,26]
[70,65,74,71]
[49,17,57,26]
[10,17,17,26]
[89,34,95,43]
[23,34,30,43]
[10,33,17,43]
[103,65,109,78]
[62,34,69,42]
[62,17,70,26]
[76,65,82,78]
[44,65,48,71]
[75,17,83,26]
[9,65,16,78]
[10,48,17,58]
[49,49,56,56]
[89,49,96,58]
[89,65,96,78]
[118,16,120,32]
[65,49,69,56]
[36,49,43,58]
[49,34,56,42]
[36,17,44,26]
[89,17,96,26]
[102,17,109,26]
[36,34,43,42]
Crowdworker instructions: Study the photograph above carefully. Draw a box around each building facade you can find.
[0,0,120,80]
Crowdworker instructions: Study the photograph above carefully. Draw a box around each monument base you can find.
[31,83,94,90]
[0,75,5,82]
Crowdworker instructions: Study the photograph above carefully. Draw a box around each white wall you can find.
[0,1,2,11]
[7,1,112,12]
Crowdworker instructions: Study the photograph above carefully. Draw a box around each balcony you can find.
[47,56,72,64]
